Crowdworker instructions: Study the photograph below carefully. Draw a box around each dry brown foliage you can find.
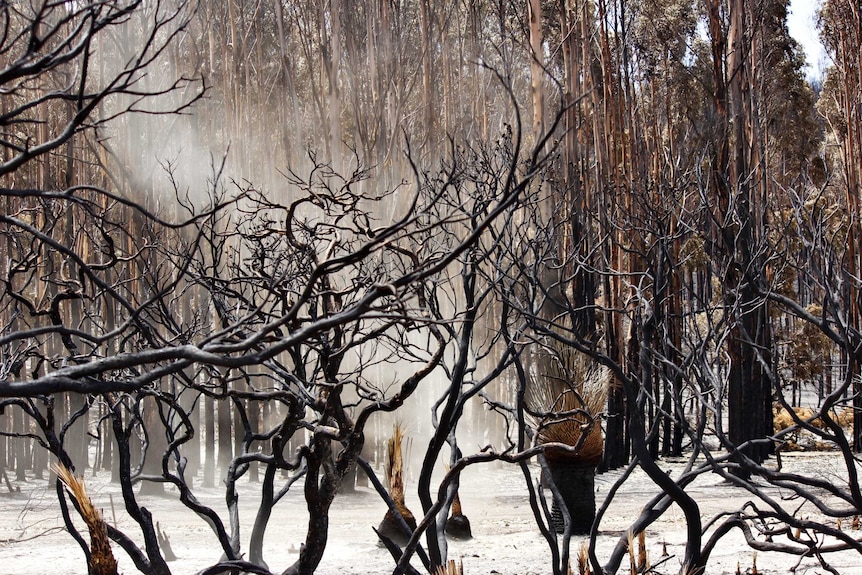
[637,530,648,572]
[577,540,591,575]
[626,530,648,574]
[451,490,463,516]
[526,341,607,465]
[377,423,417,544]
[434,559,464,575]
[787,304,835,381]
[53,463,119,575]
[386,423,408,506]
[773,405,854,432]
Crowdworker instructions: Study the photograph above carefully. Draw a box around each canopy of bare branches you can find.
[1,2,861,575]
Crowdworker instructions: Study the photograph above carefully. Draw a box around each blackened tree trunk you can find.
[724,0,773,474]
[602,382,628,470]
[707,0,774,478]
[548,458,596,535]
[728,285,774,471]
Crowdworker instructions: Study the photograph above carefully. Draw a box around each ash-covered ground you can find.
[1,452,859,574]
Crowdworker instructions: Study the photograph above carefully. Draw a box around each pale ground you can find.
[1,452,860,574]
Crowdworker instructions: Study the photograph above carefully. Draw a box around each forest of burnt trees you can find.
[1,1,861,574]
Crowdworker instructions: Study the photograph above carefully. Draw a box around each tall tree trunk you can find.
[217,393,233,476]
[528,0,545,140]
[274,0,302,166]
[328,0,343,172]
[203,393,216,488]
[419,0,435,148]
[139,396,167,496]
[719,0,773,475]
[13,406,26,481]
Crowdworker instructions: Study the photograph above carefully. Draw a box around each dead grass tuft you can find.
[526,340,607,465]
[774,405,854,450]
[774,405,853,432]
[434,559,463,575]
[385,423,408,506]
[637,531,648,572]
[625,530,649,574]
[377,423,417,545]
[53,463,119,575]
[576,540,590,575]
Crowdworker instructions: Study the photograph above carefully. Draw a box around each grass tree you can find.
[377,423,417,548]
[527,341,607,535]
